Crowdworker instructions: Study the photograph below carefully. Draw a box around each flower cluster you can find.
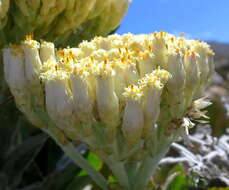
[3,32,214,188]
[0,0,130,45]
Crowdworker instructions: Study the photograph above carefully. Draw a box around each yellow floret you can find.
[139,73,163,90]
[152,69,172,84]
[22,34,40,49]
[123,84,143,101]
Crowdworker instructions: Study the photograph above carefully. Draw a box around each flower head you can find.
[0,0,130,45]
[3,31,214,163]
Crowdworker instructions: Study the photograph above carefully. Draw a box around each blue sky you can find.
[117,0,229,43]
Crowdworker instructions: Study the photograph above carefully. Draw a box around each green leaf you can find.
[78,153,102,177]
[166,166,190,190]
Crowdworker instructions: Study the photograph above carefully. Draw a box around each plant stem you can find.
[133,141,171,190]
[43,128,109,190]
[105,157,130,189]
[125,162,139,189]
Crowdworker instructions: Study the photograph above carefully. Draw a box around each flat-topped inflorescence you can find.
[3,31,214,136]
[3,31,214,141]
[3,32,214,189]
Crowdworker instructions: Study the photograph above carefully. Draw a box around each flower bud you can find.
[142,88,161,136]
[1,0,130,45]
[112,63,127,100]
[49,79,73,118]
[22,38,42,85]
[191,42,209,80]
[183,51,199,91]
[122,85,144,145]
[163,50,186,117]
[191,41,213,96]
[140,69,171,135]
[183,51,200,105]
[138,51,156,77]
[164,50,186,92]
[124,62,139,85]
[3,46,26,92]
[94,63,120,128]
[71,70,94,124]
[40,41,55,63]
[42,67,74,130]
[151,31,168,65]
